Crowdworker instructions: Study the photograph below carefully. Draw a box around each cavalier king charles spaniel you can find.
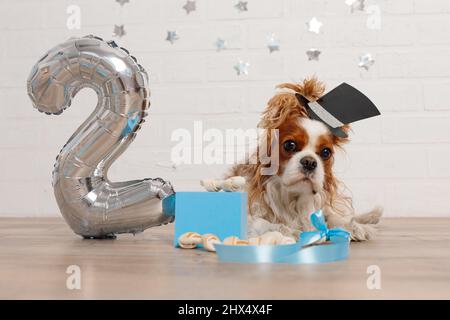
[227,77,382,241]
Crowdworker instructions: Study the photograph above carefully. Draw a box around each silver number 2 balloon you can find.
[27,35,175,238]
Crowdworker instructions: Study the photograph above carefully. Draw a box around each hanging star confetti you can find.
[235,1,248,12]
[266,34,280,53]
[345,0,365,13]
[358,53,375,70]
[166,31,179,44]
[234,60,250,76]
[306,48,321,61]
[183,0,196,14]
[112,24,126,38]
[306,17,323,34]
[116,0,129,6]
[215,38,227,52]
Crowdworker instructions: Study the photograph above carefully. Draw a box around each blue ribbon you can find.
[215,209,350,264]
[299,209,350,246]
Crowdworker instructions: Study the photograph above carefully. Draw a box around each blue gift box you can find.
[172,192,248,247]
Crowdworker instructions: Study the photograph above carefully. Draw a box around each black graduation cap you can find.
[295,82,380,138]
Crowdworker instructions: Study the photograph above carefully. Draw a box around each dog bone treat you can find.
[200,176,246,192]
[223,236,239,245]
[248,237,262,245]
[200,179,222,192]
[221,176,246,192]
[178,232,203,249]
[236,239,249,245]
[223,236,249,246]
[247,234,295,245]
[202,233,221,252]
[260,231,297,245]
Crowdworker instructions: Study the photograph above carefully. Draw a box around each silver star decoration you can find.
[306,17,323,34]
[235,1,248,12]
[266,34,280,53]
[182,0,196,14]
[116,0,129,6]
[306,48,321,61]
[234,60,250,76]
[215,38,227,52]
[358,53,375,70]
[345,0,365,13]
[166,31,179,44]
[112,25,126,38]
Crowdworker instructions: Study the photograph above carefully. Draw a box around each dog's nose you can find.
[300,156,317,172]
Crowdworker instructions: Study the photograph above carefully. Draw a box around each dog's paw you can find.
[354,206,383,225]
[278,224,300,240]
[349,220,377,241]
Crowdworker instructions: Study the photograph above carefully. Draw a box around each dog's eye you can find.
[320,147,332,160]
[283,140,297,152]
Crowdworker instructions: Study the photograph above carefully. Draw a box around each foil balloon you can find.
[27,35,175,238]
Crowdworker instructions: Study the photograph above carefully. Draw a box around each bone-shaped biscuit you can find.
[223,236,249,245]
[178,232,202,249]
[200,176,246,192]
[202,233,221,252]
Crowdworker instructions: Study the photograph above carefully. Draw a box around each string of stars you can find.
[113,0,377,75]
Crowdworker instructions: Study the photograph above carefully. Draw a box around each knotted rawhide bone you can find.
[178,232,222,251]
[199,179,222,192]
[221,176,246,192]
[201,234,221,252]
[178,232,203,249]
[259,231,296,245]
[200,176,246,192]
[248,232,296,245]
[223,236,249,245]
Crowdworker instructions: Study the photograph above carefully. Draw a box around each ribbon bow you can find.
[299,209,350,246]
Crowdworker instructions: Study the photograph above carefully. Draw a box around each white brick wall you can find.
[0,0,449,217]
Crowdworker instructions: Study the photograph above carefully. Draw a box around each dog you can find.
[227,77,382,241]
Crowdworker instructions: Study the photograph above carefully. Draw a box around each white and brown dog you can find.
[227,78,382,241]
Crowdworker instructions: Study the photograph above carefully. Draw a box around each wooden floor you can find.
[0,217,449,299]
